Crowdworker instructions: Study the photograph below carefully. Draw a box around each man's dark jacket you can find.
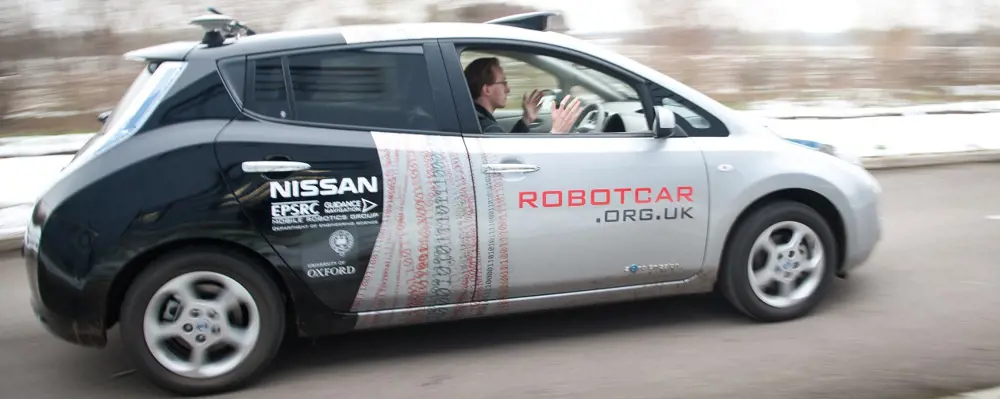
[474,103,530,133]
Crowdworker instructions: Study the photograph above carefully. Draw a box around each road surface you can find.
[1,163,999,399]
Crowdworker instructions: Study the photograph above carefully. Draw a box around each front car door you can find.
[213,39,480,326]
[439,39,712,309]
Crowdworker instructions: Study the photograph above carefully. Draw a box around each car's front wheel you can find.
[119,248,286,396]
[718,200,838,322]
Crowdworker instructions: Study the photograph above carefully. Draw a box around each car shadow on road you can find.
[271,293,739,371]
[264,275,872,381]
[94,276,873,396]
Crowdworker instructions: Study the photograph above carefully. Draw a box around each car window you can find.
[660,98,711,129]
[647,85,728,136]
[460,51,558,110]
[568,63,639,101]
[245,45,440,132]
[247,57,289,119]
[460,48,652,134]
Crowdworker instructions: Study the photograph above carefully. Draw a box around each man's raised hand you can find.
[521,89,545,124]
[550,95,582,134]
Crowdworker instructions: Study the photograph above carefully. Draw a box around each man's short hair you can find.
[464,57,501,99]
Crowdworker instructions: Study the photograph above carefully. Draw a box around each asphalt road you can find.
[2,162,1000,399]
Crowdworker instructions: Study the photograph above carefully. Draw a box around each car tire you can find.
[119,247,286,396]
[718,200,839,322]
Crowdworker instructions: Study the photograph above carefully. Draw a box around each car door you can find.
[213,40,480,321]
[440,39,711,304]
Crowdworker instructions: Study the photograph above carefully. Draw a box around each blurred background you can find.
[2,3,1000,398]
[2,0,1000,137]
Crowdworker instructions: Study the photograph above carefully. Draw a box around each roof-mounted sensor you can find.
[189,7,257,48]
[485,11,560,31]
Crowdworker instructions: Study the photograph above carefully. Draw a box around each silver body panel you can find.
[241,21,882,328]
[463,135,710,301]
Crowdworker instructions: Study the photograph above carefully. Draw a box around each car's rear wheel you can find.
[119,248,286,396]
[718,201,838,322]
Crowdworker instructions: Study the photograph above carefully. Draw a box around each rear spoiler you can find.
[122,41,199,63]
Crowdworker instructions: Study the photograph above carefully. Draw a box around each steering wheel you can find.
[570,102,607,133]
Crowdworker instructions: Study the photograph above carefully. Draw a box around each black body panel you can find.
[214,120,385,313]
[23,60,352,347]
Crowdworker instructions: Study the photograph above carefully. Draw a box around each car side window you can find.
[460,51,558,111]
[246,57,289,119]
[244,45,440,132]
[649,85,730,137]
[456,46,653,135]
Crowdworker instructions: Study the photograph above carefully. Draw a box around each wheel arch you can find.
[717,188,847,281]
[104,237,296,330]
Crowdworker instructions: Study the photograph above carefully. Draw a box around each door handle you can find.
[242,160,311,173]
[481,163,540,174]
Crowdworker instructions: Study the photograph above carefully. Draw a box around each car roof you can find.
[163,20,589,62]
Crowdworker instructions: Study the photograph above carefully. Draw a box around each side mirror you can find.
[97,110,112,124]
[652,106,676,138]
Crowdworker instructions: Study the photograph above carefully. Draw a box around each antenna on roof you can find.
[485,11,560,31]
[189,7,257,48]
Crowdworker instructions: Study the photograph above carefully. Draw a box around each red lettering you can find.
[519,192,537,208]
[567,190,586,207]
[613,188,632,204]
[591,189,611,205]
[635,188,652,204]
[656,187,674,202]
[678,186,694,202]
[519,187,692,208]
[542,191,563,208]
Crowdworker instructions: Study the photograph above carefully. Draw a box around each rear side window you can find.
[244,45,440,132]
[246,57,289,119]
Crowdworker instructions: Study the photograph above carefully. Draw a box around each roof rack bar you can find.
[484,11,559,31]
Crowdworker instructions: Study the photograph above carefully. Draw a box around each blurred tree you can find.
[633,0,729,89]
[633,0,721,53]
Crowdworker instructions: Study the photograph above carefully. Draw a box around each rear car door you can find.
[213,40,480,321]
[440,39,712,304]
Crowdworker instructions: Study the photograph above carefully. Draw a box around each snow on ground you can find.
[0,155,74,209]
[763,112,1000,157]
[0,133,93,159]
[1,106,999,245]
[0,155,73,244]
[747,100,1000,120]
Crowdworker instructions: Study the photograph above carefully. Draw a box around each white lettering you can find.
[270,177,380,199]
[271,201,320,217]
[325,200,363,214]
[350,212,380,220]
[306,266,357,278]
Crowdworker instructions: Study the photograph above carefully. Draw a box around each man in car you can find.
[464,57,583,134]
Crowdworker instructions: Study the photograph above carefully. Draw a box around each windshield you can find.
[73,65,154,160]
[69,61,185,168]
[574,65,640,100]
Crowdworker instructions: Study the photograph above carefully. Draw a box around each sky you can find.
[3,0,994,34]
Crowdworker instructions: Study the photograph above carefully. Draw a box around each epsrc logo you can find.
[271,200,321,217]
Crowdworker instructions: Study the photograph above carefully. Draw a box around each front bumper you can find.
[24,231,108,348]
[840,182,882,275]
[30,295,107,348]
